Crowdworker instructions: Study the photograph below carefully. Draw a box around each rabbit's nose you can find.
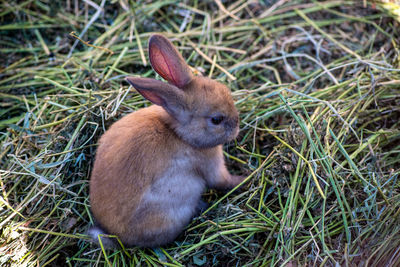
[234,115,239,125]
[227,116,239,129]
[231,115,239,127]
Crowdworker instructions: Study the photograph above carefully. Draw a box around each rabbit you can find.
[89,34,244,248]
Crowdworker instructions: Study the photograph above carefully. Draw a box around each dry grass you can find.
[1,0,400,266]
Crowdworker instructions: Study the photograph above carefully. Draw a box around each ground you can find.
[0,0,400,266]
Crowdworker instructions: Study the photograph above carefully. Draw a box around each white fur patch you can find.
[88,226,117,248]
[141,152,205,224]
[88,226,104,239]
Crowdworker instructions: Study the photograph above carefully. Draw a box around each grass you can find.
[1,0,400,266]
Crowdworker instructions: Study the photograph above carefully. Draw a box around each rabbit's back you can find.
[90,107,178,232]
[90,105,206,246]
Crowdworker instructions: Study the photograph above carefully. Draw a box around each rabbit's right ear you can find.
[126,77,186,118]
[149,34,193,88]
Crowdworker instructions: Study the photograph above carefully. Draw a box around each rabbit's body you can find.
[89,34,243,248]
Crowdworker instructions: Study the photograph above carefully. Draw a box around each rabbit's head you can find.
[126,34,239,148]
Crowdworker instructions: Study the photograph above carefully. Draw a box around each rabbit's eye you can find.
[211,116,224,125]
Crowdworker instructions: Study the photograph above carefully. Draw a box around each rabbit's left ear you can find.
[148,34,193,88]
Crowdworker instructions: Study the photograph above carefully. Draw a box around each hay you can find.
[1,0,400,266]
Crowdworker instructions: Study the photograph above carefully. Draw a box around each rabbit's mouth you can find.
[182,130,237,149]
[205,126,239,148]
[173,114,239,149]
[230,126,240,140]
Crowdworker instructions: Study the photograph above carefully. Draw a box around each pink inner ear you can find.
[148,35,194,88]
[150,45,181,86]
[136,89,164,106]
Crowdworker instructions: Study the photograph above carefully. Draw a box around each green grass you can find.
[1,0,400,266]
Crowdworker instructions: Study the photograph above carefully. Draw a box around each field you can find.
[1,0,400,266]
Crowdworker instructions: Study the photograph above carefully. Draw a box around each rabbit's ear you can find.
[148,34,193,88]
[126,77,186,116]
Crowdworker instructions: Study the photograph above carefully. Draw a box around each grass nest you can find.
[1,0,400,266]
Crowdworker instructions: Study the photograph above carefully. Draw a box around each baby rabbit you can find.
[89,34,244,248]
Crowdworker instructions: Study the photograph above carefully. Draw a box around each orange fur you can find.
[90,107,179,241]
[89,34,243,247]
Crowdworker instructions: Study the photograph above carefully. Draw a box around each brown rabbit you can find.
[89,34,244,248]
